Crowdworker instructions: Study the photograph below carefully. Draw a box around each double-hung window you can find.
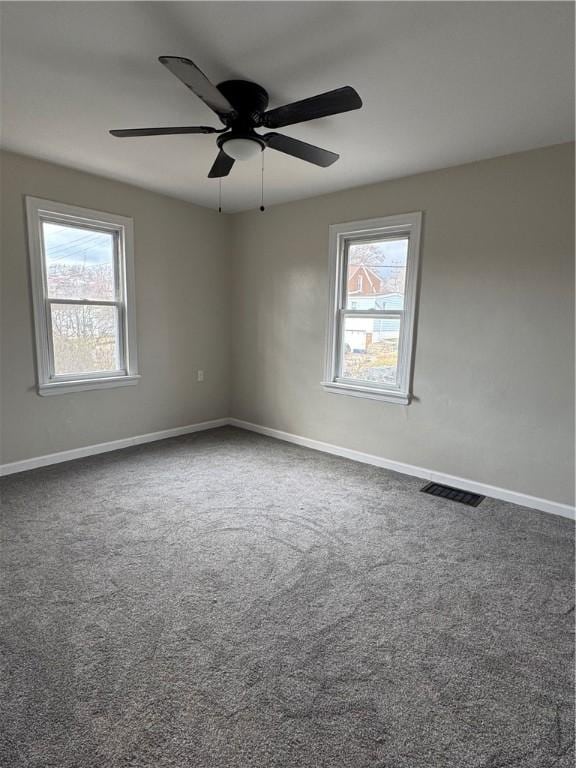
[26,197,139,395]
[323,212,422,405]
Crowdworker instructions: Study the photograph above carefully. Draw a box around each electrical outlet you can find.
[197,370,204,382]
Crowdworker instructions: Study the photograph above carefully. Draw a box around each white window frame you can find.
[26,197,139,396]
[322,212,422,405]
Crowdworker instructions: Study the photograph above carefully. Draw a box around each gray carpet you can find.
[1,426,574,768]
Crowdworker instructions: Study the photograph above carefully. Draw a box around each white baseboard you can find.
[0,418,229,477]
[228,418,575,521]
[2,415,573,521]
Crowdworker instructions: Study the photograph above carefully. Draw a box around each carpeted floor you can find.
[1,426,574,768]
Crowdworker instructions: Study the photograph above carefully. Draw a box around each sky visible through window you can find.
[44,222,113,266]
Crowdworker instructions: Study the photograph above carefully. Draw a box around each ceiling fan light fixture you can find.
[221,136,263,161]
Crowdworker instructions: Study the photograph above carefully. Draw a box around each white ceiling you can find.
[1,2,573,212]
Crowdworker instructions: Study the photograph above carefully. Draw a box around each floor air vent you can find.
[421,482,485,507]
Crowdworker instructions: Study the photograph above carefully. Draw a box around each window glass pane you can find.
[341,315,400,386]
[345,237,408,310]
[43,222,116,300]
[51,304,120,375]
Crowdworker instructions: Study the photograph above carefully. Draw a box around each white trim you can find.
[321,380,410,405]
[228,419,575,521]
[25,196,138,394]
[1,416,572,521]
[0,418,228,476]
[324,212,422,404]
[38,374,141,396]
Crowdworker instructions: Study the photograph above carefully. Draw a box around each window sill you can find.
[321,381,411,405]
[38,375,140,396]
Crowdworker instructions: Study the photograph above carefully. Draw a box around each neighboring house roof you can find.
[348,265,385,295]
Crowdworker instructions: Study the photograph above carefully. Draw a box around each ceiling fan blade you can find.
[208,149,235,178]
[263,86,362,129]
[110,126,220,137]
[159,56,236,118]
[264,132,339,167]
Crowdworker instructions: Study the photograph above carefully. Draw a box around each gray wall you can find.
[230,143,575,506]
[2,145,573,506]
[1,151,231,463]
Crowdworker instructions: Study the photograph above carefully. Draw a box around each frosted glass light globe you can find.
[222,138,262,161]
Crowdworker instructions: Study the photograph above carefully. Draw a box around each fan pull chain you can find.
[218,178,222,213]
[260,151,265,212]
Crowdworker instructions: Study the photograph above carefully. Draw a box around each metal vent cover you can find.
[421,482,485,507]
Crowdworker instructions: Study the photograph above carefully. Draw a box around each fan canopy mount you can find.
[216,80,270,125]
[109,56,363,179]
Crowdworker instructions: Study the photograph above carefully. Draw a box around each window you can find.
[323,212,422,405]
[26,197,139,395]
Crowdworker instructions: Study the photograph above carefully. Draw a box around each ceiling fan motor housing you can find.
[216,80,269,127]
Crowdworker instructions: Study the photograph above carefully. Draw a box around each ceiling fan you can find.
[110,57,362,178]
